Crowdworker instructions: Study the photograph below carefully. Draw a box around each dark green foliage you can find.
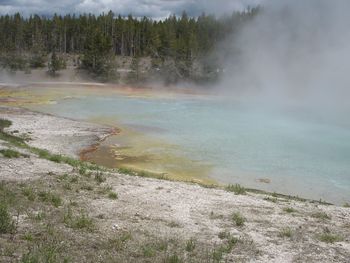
[48,52,66,75]
[108,192,118,200]
[0,121,26,147]
[94,173,106,184]
[0,203,15,234]
[29,52,46,68]
[283,207,297,213]
[0,149,22,158]
[81,29,117,80]
[311,212,331,220]
[318,233,343,243]
[0,119,12,130]
[185,238,196,252]
[232,212,245,226]
[0,10,259,82]
[38,191,62,207]
[165,254,182,263]
[226,184,246,195]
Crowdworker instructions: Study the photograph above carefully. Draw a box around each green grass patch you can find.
[80,184,93,191]
[0,119,12,130]
[279,228,293,238]
[0,203,16,234]
[118,167,167,180]
[218,231,230,240]
[107,231,132,251]
[94,173,106,184]
[108,191,118,200]
[165,254,182,263]
[22,187,36,201]
[263,197,278,203]
[142,245,156,258]
[0,149,23,158]
[318,233,343,243]
[283,207,297,213]
[232,212,245,227]
[311,212,331,220]
[0,130,26,147]
[185,238,196,252]
[38,191,62,207]
[226,184,246,195]
[23,232,34,242]
[64,206,94,232]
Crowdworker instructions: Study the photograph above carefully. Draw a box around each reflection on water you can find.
[8,85,350,204]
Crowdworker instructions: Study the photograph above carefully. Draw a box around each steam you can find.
[219,0,350,113]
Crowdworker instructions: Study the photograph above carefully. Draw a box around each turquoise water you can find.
[34,93,350,204]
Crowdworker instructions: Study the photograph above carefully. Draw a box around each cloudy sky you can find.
[0,0,262,18]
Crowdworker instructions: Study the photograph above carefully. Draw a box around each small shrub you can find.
[79,167,86,175]
[0,127,26,146]
[108,232,132,251]
[156,240,168,251]
[108,192,118,200]
[318,233,343,243]
[80,184,93,191]
[232,212,245,227]
[22,187,36,201]
[283,207,297,213]
[226,184,246,195]
[118,167,136,175]
[227,236,239,247]
[0,203,15,234]
[63,183,72,191]
[34,212,46,221]
[279,228,293,238]
[73,214,94,230]
[343,203,350,208]
[167,221,181,228]
[264,197,278,203]
[94,173,106,184]
[23,232,34,241]
[70,177,78,183]
[38,191,62,207]
[185,238,196,252]
[166,254,182,263]
[218,231,230,240]
[20,242,63,263]
[212,245,229,262]
[64,207,94,232]
[48,154,64,163]
[311,212,331,220]
[58,173,69,181]
[142,246,156,257]
[0,119,12,130]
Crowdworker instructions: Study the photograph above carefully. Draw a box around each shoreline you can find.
[0,105,349,262]
[0,105,341,205]
[0,83,347,205]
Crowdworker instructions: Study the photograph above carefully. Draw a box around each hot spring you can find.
[28,86,350,204]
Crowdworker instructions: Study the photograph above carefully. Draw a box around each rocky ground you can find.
[0,106,349,263]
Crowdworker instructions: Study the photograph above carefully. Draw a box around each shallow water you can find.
[30,89,350,204]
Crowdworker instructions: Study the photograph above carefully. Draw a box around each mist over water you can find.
[220,0,350,114]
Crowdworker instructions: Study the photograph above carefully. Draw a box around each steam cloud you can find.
[220,0,350,112]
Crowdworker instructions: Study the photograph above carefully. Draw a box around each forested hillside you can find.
[0,9,258,83]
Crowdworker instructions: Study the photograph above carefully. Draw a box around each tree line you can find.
[0,9,259,82]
